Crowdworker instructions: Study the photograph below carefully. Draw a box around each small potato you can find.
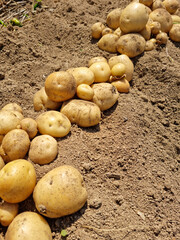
[139,0,153,7]
[89,62,111,83]
[77,84,94,100]
[0,201,18,226]
[45,71,76,102]
[36,111,71,138]
[5,212,52,240]
[106,8,122,30]
[0,129,30,163]
[152,0,165,10]
[0,156,5,170]
[156,31,168,44]
[171,15,180,23]
[169,24,180,42]
[117,33,146,58]
[33,165,87,218]
[61,99,101,127]
[88,56,107,67]
[20,118,38,139]
[33,87,62,111]
[0,110,21,135]
[92,83,119,111]
[91,22,105,39]
[111,63,126,78]
[67,67,95,86]
[163,0,180,14]
[139,24,151,40]
[108,55,134,82]
[29,135,58,165]
[98,34,119,53]
[102,27,113,36]
[145,39,156,51]
[111,78,130,93]
[113,27,123,37]
[1,103,22,114]
[149,21,161,35]
[0,159,36,203]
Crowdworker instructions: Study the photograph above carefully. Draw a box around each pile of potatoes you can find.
[91,0,180,57]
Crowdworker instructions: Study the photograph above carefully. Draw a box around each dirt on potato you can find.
[0,0,180,240]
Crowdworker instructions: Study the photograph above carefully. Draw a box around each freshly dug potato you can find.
[171,15,180,23]
[139,0,153,7]
[163,0,180,14]
[149,21,161,35]
[111,63,126,78]
[5,212,52,240]
[0,110,21,135]
[77,84,94,100]
[0,156,5,170]
[108,55,134,82]
[106,8,122,30]
[149,8,173,32]
[61,99,101,127]
[119,2,149,33]
[152,0,165,10]
[33,165,87,218]
[20,118,38,139]
[169,24,180,42]
[113,27,123,37]
[8,111,23,121]
[0,201,18,226]
[98,33,119,53]
[91,22,105,39]
[111,78,130,93]
[33,87,62,111]
[0,129,30,163]
[117,33,146,58]
[145,39,156,51]
[67,67,95,86]
[36,111,71,138]
[88,56,107,67]
[102,27,113,36]
[45,71,76,102]
[92,83,119,111]
[139,24,151,40]
[89,62,111,83]
[156,31,168,44]
[0,159,36,203]
[29,135,58,165]
[1,103,22,114]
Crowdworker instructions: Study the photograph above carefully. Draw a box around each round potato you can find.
[77,84,94,100]
[8,111,24,121]
[0,110,21,135]
[169,24,180,42]
[149,21,161,35]
[0,156,5,170]
[33,165,87,218]
[111,78,130,93]
[145,39,156,51]
[29,135,58,165]
[45,71,76,102]
[171,15,180,23]
[163,0,180,14]
[89,62,111,83]
[152,0,165,10]
[88,56,107,67]
[61,99,101,127]
[106,8,122,30]
[0,201,18,226]
[1,103,22,114]
[156,32,168,44]
[111,63,126,78]
[139,0,153,7]
[36,111,71,138]
[5,212,52,240]
[92,83,119,111]
[91,22,105,39]
[0,159,36,203]
[98,33,119,53]
[20,118,38,139]
[117,33,146,58]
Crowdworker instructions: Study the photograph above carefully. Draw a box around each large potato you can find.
[117,33,146,58]
[29,135,58,165]
[33,165,87,218]
[92,83,119,111]
[36,110,71,138]
[0,159,36,203]
[0,110,21,135]
[169,24,180,42]
[1,103,22,114]
[89,62,111,83]
[20,118,38,139]
[45,71,76,102]
[98,34,119,53]
[61,99,101,127]
[5,212,52,240]
[0,201,18,226]
[0,129,30,163]
[106,8,122,29]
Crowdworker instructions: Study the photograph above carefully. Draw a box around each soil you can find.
[0,0,180,239]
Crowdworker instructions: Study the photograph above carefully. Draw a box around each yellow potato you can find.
[139,24,151,40]
[113,27,124,37]
[169,24,180,42]
[171,15,180,23]
[102,27,113,36]
[156,32,168,44]
[0,110,21,135]
[1,103,22,114]
[91,22,105,39]
[163,0,180,14]
[149,21,161,35]
[8,111,24,121]
[36,110,71,138]
[111,78,130,93]
[152,0,165,10]
[33,165,87,218]
[0,156,5,170]
[139,0,153,7]
[0,201,18,226]
[77,84,94,100]
[145,39,156,51]
[0,159,36,203]
[106,8,122,30]
[0,135,4,145]
[111,63,126,78]
[5,212,52,240]
[88,56,107,67]
[20,118,38,139]
[98,33,119,53]
[89,62,111,83]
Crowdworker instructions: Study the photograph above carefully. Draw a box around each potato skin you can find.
[2,103,23,114]
[0,110,21,135]
[0,201,18,226]
[0,156,5,170]
[5,211,52,240]
[88,56,107,67]
[33,165,88,218]
[20,118,38,139]
[106,8,122,30]
[169,24,180,42]
[98,34,119,53]
[89,62,111,83]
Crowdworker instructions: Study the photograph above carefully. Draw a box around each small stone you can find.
[0,42,3,50]
[89,198,102,209]
[115,195,124,206]
[82,163,93,172]
[0,72,5,80]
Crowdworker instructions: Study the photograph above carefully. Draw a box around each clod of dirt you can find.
[89,198,102,209]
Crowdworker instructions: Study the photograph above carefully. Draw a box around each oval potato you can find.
[106,8,122,30]
[111,78,130,93]
[0,111,21,135]
[89,62,111,83]
[98,34,119,53]
[0,201,18,226]
[91,22,105,39]
[1,103,23,114]
[20,118,38,139]
[169,24,180,42]
[77,84,94,100]
[88,56,107,67]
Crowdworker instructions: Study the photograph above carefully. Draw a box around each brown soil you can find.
[0,0,180,239]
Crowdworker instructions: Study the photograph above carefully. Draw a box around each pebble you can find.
[0,42,3,50]
[115,195,124,206]
[0,72,5,80]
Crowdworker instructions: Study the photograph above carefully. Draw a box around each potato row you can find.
[91,0,180,57]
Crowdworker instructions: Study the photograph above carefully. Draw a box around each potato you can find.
[67,67,95,86]
[102,27,113,36]
[89,62,111,82]
[139,0,153,7]
[45,71,76,102]
[33,165,87,218]
[149,21,161,35]
[77,84,94,100]
[0,135,4,145]
[33,87,62,111]
[5,212,52,240]
[0,110,21,135]
[113,27,123,37]
[169,24,180,42]
[0,159,36,203]
[108,55,134,82]
[97,33,119,53]
[152,0,165,10]
[106,8,122,30]
[91,22,105,39]
[8,111,23,121]
[0,201,18,226]
[0,156,5,170]
[36,111,71,138]
[139,24,151,40]
[29,135,58,165]
[88,56,107,67]
[119,2,149,33]
[61,99,101,127]
[145,39,156,51]
[171,15,180,23]
[111,63,126,78]
[111,78,130,93]
[117,33,146,58]
[91,83,119,111]
[149,8,173,33]
[20,118,38,139]
[1,103,22,114]
[156,31,168,44]
[163,0,180,14]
